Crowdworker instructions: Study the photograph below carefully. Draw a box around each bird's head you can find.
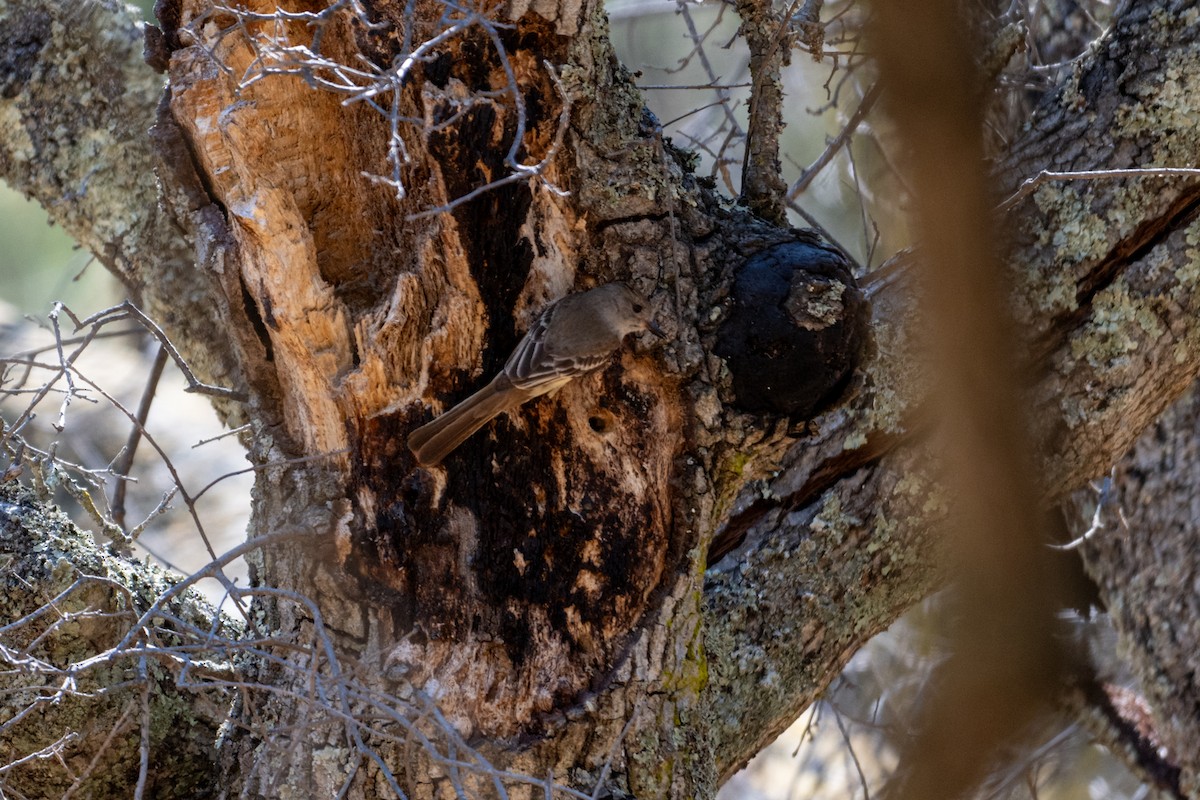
[606,283,666,339]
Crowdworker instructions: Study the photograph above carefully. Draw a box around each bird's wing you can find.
[504,306,610,393]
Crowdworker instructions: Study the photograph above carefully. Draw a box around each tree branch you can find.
[736,0,788,223]
[1072,380,1200,793]
[0,0,243,419]
[0,482,224,797]
[7,0,1200,795]
[705,0,1200,777]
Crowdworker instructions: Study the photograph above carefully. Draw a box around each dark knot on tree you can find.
[715,239,868,418]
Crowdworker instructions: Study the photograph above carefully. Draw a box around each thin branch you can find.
[133,657,152,800]
[406,59,573,221]
[638,81,753,90]
[999,167,1200,211]
[77,301,246,401]
[111,344,169,531]
[831,701,873,800]
[737,0,789,222]
[789,82,882,199]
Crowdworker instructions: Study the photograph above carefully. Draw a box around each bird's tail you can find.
[408,377,521,466]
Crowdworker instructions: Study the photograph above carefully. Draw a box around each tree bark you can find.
[0,481,226,799]
[0,0,241,418]
[1067,383,1200,797]
[3,0,1200,797]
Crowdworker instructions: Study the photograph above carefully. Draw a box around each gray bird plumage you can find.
[408,283,664,466]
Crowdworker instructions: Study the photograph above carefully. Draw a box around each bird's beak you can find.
[646,319,667,339]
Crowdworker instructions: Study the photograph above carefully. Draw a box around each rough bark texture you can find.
[0,482,224,799]
[708,0,1200,781]
[1001,2,1200,497]
[1072,384,1200,796]
[0,0,242,418]
[151,0,756,795]
[3,0,1200,797]
[735,0,787,225]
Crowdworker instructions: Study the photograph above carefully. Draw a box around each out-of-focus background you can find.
[0,0,253,606]
[0,1,1157,798]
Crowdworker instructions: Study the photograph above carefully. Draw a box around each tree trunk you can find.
[1069,383,1200,797]
[152,0,788,794]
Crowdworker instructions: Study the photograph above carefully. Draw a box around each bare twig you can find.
[216,0,565,213]
[111,344,168,530]
[1049,472,1127,551]
[789,82,882,199]
[192,423,252,448]
[672,0,748,182]
[133,657,152,800]
[78,301,245,401]
[406,60,574,221]
[832,701,873,800]
[59,703,137,800]
[998,167,1200,211]
[638,81,753,90]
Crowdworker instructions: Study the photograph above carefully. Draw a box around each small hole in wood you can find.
[588,412,613,433]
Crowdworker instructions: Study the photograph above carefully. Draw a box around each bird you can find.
[408,283,665,466]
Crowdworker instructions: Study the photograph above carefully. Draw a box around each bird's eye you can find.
[632,303,644,313]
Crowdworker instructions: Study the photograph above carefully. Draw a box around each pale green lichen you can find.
[1021,14,1200,331]
[1112,14,1200,164]
[842,430,868,451]
[1177,215,1200,288]
[1171,218,1200,365]
[1038,184,1108,264]
[1070,282,1165,371]
[0,484,224,797]
[856,312,925,438]
[0,102,36,163]
[810,494,863,546]
[889,460,949,525]
[893,471,924,498]
[865,511,895,556]
[660,601,710,696]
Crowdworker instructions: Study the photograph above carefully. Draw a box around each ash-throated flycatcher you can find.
[408,283,665,466]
